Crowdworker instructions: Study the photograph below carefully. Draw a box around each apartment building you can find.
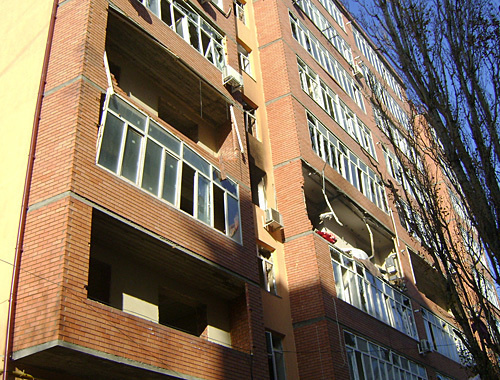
[0,0,493,379]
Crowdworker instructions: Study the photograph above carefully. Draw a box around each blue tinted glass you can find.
[109,95,147,131]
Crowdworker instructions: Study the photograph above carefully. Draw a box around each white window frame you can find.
[97,93,242,243]
[421,308,467,363]
[258,247,277,295]
[332,247,418,338]
[308,112,387,212]
[238,44,252,76]
[294,0,353,64]
[298,59,377,159]
[244,107,258,138]
[266,331,286,380]
[141,0,226,70]
[290,13,365,112]
[344,331,428,380]
[353,28,403,100]
[316,0,344,30]
[234,0,246,24]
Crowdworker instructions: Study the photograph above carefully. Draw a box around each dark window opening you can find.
[87,258,111,305]
[180,163,196,215]
[159,289,207,336]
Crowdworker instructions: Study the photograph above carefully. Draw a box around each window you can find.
[294,0,352,64]
[234,0,246,24]
[352,28,403,100]
[290,13,365,112]
[436,374,455,380]
[97,94,242,242]
[266,331,286,380]
[474,270,499,309]
[370,79,409,131]
[331,247,418,338]
[259,247,277,295]
[308,112,387,212]
[421,308,467,363]
[298,59,376,158]
[243,102,258,138]
[383,147,403,184]
[238,44,252,76]
[87,258,111,304]
[344,331,428,380]
[316,0,344,30]
[140,0,225,70]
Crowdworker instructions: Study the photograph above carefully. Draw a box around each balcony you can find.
[106,9,231,152]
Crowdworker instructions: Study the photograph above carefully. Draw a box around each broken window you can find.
[331,247,417,338]
[308,111,387,212]
[238,44,252,76]
[421,309,466,363]
[243,101,258,138]
[234,0,246,24]
[141,0,225,69]
[258,247,277,295]
[97,94,241,242]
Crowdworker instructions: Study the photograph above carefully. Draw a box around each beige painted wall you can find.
[0,0,54,367]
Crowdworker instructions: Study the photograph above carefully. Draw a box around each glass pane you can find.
[108,95,147,131]
[344,331,356,347]
[213,169,238,195]
[121,128,142,183]
[162,153,179,204]
[98,113,124,173]
[355,351,365,380]
[149,120,181,155]
[275,351,286,380]
[227,195,241,243]
[141,139,162,195]
[357,337,368,353]
[183,146,210,175]
[197,174,211,224]
[363,354,374,380]
[189,21,200,51]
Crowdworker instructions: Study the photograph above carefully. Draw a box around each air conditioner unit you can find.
[223,65,244,90]
[353,63,364,79]
[265,208,283,230]
[418,339,432,354]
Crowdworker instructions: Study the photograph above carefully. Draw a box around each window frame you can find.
[140,0,226,70]
[344,331,428,380]
[258,247,277,295]
[308,111,387,212]
[332,247,418,338]
[266,331,287,380]
[96,93,242,243]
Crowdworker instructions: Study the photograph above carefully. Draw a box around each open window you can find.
[258,246,277,295]
[238,43,252,77]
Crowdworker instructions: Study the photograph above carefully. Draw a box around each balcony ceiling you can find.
[91,209,246,301]
[106,11,230,131]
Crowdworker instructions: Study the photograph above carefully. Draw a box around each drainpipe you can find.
[2,1,58,379]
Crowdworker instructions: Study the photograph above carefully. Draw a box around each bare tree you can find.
[348,0,500,377]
